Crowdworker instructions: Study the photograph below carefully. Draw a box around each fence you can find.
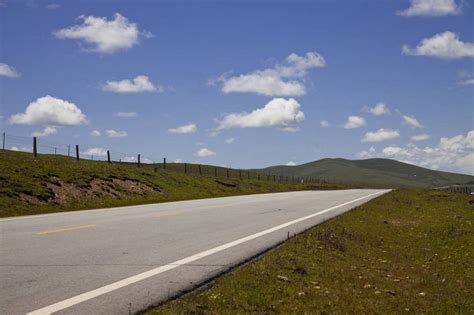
[0,132,332,185]
[435,185,473,195]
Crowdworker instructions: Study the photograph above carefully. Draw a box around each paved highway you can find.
[0,189,389,314]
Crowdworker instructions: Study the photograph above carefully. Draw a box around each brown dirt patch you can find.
[45,177,162,205]
[19,193,43,205]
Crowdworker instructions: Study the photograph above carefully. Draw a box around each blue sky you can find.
[0,0,473,174]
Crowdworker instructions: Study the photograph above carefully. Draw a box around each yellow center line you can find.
[34,224,96,235]
[153,210,185,218]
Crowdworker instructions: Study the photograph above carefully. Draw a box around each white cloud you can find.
[11,146,32,152]
[115,112,138,117]
[363,102,390,116]
[122,155,153,163]
[105,129,127,138]
[9,95,87,126]
[82,147,108,157]
[397,0,461,17]
[217,52,325,96]
[457,78,474,85]
[379,130,474,174]
[174,158,183,163]
[168,123,197,134]
[320,120,330,128]
[0,63,20,78]
[217,98,305,130]
[286,161,297,166]
[32,126,58,137]
[224,138,235,144]
[362,128,400,142]
[196,148,216,157]
[90,130,101,137]
[54,13,150,54]
[402,115,423,128]
[344,116,366,129]
[411,133,430,141]
[46,3,61,9]
[402,31,474,59]
[102,75,160,93]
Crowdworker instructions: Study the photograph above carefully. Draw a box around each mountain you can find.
[256,158,474,188]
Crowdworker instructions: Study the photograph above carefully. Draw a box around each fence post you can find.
[54,147,57,155]
[107,150,111,163]
[138,154,141,167]
[67,145,70,157]
[75,145,79,160]
[184,163,187,174]
[214,167,217,177]
[2,132,5,150]
[226,169,229,179]
[163,158,166,169]
[33,137,37,157]
[198,165,202,175]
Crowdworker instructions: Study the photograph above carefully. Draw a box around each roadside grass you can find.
[148,190,474,314]
[0,150,342,217]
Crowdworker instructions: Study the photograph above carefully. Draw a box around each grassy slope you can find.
[259,158,474,188]
[150,190,474,314]
[0,150,342,217]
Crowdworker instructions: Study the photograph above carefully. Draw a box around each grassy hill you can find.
[257,158,473,188]
[0,150,341,218]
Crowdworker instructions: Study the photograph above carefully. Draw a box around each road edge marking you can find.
[27,190,389,315]
[34,224,96,235]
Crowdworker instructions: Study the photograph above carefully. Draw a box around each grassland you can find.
[149,190,474,314]
[260,158,474,188]
[0,150,341,217]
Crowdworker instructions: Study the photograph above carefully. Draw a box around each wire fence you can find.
[0,132,334,185]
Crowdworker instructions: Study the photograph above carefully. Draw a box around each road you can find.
[0,189,389,314]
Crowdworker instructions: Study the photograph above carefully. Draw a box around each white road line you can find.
[27,190,388,315]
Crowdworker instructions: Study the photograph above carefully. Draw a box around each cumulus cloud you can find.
[115,112,138,117]
[82,147,108,157]
[9,95,87,127]
[224,138,235,144]
[122,155,153,163]
[46,3,61,9]
[363,102,390,116]
[216,52,325,97]
[32,126,58,137]
[286,161,297,166]
[0,63,20,78]
[168,123,197,134]
[102,75,160,93]
[411,133,430,141]
[344,116,366,129]
[362,129,400,142]
[196,148,216,157]
[457,78,474,85]
[90,130,101,136]
[54,13,151,54]
[402,31,474,59]
[320,120,330,128]
[397,0,461,17]
[402,115,423,128]
[380,130,474,174]
[217,98,305,130]
[105,129,127,137]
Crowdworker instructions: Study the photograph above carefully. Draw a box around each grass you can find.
[0,150,342,217]
[260,158,474,188]
[148,190,474,314]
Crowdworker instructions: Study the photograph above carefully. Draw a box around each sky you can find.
[0,0,473,174]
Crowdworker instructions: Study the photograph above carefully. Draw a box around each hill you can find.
[256,158,473,188]
[0,150,341,218]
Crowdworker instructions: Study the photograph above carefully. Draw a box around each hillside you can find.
[0,150,341,218]
[257,158,473,188]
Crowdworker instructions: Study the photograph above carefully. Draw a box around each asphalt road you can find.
[0,189,389,314]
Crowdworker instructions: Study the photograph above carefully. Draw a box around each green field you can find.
[149,190,474,314]
[258,158,474,188]
[0,150,341,217]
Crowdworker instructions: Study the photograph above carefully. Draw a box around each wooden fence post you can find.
[198,165,202,175]
[138,154,141,167]
[214,167,217,177]
[33,137,37,157]
[75,145,79,160]
[184,163,187,174]
[226,169,229,179]
[163,158,166,169]
[2,132,5,150]
[107,150,111,163]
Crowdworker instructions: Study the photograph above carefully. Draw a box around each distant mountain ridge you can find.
[256,158,473,188]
